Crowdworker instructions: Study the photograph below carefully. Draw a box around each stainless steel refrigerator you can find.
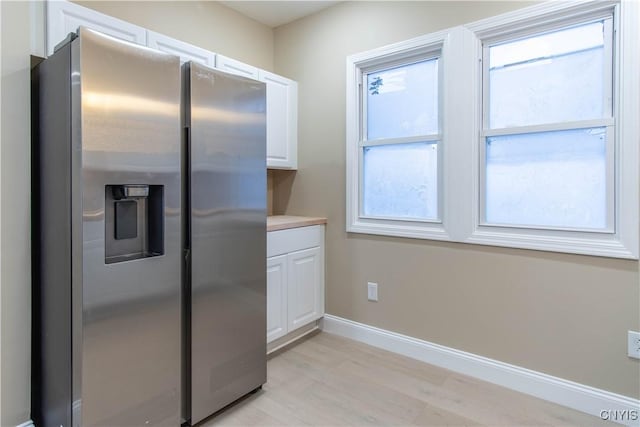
[182,61,267,425]
[32,28,266,427]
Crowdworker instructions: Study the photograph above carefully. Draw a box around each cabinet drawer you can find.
[267,225,323,258]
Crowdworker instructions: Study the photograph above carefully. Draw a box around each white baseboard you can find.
[268,322,320,356]
[16,421,34,427]
[321,314,640,426]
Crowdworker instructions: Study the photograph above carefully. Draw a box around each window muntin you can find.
[481,17,614,231]
[361,56,441,222]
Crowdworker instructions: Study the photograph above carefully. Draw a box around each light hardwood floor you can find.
[202,332,612,426]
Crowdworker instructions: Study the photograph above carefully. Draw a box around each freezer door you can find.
[76,28,182,426]
[187,62,267,425]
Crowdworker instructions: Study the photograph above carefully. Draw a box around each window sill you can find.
[347,219,451,242]
[347,219,637,259]
[466,227,637,259]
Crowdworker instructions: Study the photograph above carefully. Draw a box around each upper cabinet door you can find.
[215,54,259,80]
[47,0,146,55]
[147,31,215,66]
[259,70,298,170]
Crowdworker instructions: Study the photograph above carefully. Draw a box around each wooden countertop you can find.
[267,215,327,232]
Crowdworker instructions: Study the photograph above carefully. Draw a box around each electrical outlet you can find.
[628,331,640,359]
[367,282,378,302]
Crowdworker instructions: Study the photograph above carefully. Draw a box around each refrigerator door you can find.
[77,28,182,426]
[186,62,267,424]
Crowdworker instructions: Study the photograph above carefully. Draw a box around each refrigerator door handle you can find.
[181,246,191,425]
[183,126,191,249]
[183,248,191,279]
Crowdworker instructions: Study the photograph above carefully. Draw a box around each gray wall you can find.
[1,1,32,425]
[0,2,273,424]
[0,1,2,421]
[272,1,640,398]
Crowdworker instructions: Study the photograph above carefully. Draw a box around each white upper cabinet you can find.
[46,0,146,55]
[259,70,298,170]
[147,31,215,66]
[45,0,299,171]
[215,54,260,80]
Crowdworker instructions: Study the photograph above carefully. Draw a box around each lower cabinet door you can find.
[287,246,322,332]
[267,255,288,343]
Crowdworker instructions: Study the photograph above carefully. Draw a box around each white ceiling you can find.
[220,1,341,28]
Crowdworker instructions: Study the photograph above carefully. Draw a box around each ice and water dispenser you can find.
[105,184,164,264]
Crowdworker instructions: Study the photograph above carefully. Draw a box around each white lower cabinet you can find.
[267,225,325,343]
[287,247,322,331]
[266,255,288,342]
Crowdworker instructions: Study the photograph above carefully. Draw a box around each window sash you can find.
[481,16,614,131]
[360,134,441,147]
[478,124,615,233]
[481,118,614,138]
[361,55,441,143]
[358,140,442,223]
[359,54,443,222]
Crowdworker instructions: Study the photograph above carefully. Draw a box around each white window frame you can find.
[479,16,614,233]
[465,0,638,258]
[346,0,639,259]
[346,30,452,241]
[361,53,442,221]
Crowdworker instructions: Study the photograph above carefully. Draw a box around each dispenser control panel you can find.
[105,184,164,264]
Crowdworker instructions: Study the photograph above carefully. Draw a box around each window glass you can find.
[367,58,439,139]
[363,142,438,220]
[489,21,605,128]
[485,127,607,229]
